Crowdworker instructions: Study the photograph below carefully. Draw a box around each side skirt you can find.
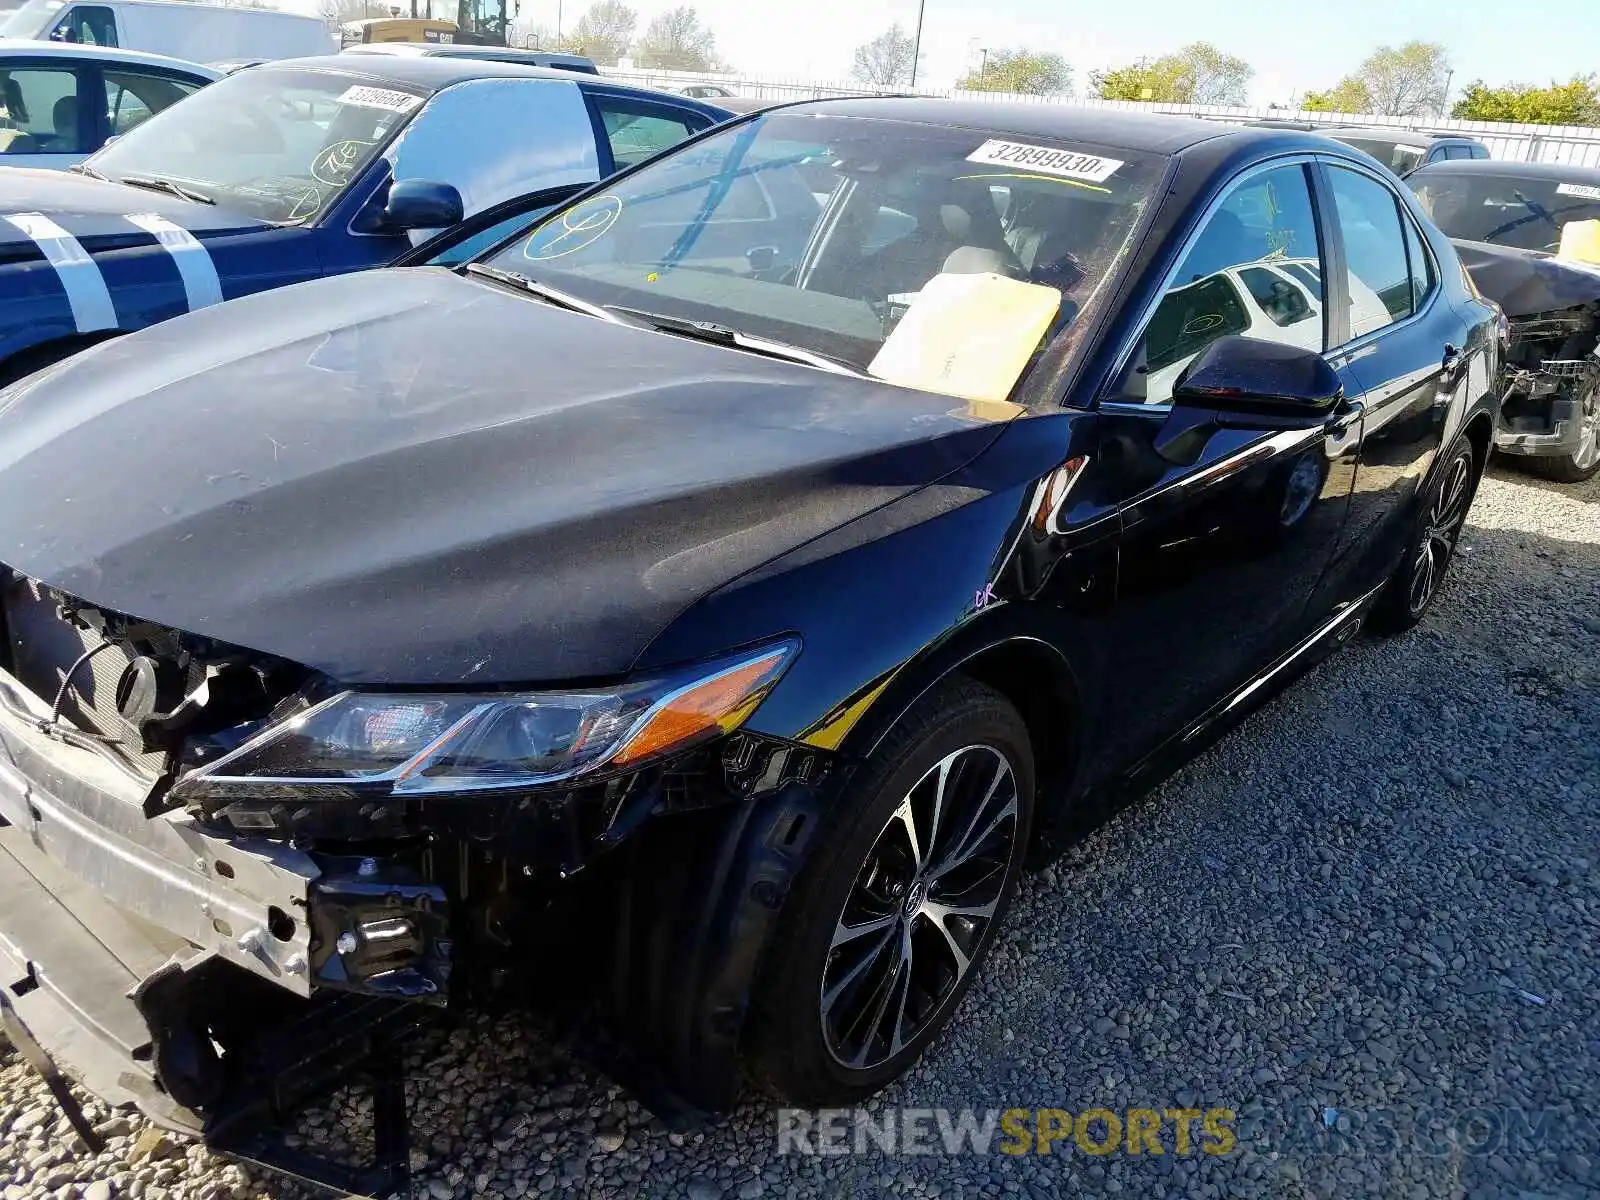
[1035,583,1385,858]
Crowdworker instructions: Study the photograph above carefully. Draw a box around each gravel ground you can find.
[2,463,1597,1200]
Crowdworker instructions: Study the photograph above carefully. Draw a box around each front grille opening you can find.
[1,571,310,785]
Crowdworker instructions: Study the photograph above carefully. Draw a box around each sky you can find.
[478,0,1600,107]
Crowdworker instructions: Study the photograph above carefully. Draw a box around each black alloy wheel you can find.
[749,678,1034,1105]
[1372,438,1477,633]
[821,742,1019,1070]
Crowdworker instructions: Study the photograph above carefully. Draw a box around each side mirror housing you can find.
[1173,335,1342,418]
[382,179,464,232]
[1156,336,1344,464]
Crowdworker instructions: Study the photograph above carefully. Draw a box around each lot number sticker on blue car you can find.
[338,85,423,114]
[965,140,1124,183]
[1556,183,1600,201]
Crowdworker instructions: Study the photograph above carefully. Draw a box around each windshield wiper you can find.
[607,306,868,377]
[463,263,630,325]
[69,162,109,181]
[119,174,215,206]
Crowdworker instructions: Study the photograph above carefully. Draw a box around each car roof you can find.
[0,36,222,77]
[762,97,1250,154]
[371,44,596,67]
[1409,158,1600,183]
[1326,126,1481,146]
[274,54,724,106]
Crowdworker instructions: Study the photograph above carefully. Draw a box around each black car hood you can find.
[1453,238,1600,318]
[0,268,1015,685]
[0,167,266,248]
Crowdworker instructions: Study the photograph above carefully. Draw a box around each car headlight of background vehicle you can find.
[173,640,798,803]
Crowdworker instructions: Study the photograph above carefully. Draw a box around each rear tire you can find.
[748,677,1033,1106]
[1370,437,1478,635]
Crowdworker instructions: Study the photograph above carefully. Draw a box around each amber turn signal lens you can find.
[610,647,792,767]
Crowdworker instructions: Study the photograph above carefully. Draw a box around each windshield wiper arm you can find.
[607,306,867,376]
[119,174,215,205]
[69,162,108,181]
[463,263,631,324]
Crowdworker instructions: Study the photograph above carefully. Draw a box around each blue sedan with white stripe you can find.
[0,54,728,383]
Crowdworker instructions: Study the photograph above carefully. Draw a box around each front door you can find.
[0,61,96,170]
[1078,159,1361,776]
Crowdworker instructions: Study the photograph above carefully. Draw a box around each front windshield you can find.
[1412,171,1600,254]
[1334,136,1423,176]
[87,68,425,224]
[481,112,1163,397]
[0,0,63,38]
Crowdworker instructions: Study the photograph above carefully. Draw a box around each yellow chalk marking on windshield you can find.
[954,172,1112,195]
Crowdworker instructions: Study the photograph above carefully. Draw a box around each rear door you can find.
[1311,158,1465,604]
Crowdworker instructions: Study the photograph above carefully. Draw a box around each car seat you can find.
[52,95,78,151]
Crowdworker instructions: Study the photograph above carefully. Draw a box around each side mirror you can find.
[382,179,464,232]
[1156,336,1344,463]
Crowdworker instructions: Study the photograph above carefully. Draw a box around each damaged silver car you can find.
[1411,159,1600,482]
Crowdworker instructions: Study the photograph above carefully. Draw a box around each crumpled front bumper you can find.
[1495,391,1591,456]
[1495,356,1599,458]
[0,666,320,1126]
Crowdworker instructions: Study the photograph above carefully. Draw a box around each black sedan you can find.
[0,101,1500,1150]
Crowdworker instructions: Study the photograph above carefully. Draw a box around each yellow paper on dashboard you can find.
[868,272,1062,403]
[1557,219,1600,267]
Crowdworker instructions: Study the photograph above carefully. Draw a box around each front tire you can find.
[748,678,1033,1105]
[1371,437,1477,634]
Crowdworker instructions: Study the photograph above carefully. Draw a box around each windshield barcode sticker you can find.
[338,85,423,114]
[1556,182,1600,201]
[965,140,1123,183]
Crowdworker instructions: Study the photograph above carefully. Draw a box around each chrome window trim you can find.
[1100,152,1323,414]
[1317,155,1443,355]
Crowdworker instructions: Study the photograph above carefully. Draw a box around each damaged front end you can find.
[1454,239,1600,468]
[1497,302,1600,460]
[0,568,821,1189]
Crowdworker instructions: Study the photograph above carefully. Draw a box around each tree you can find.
[632,5,721,72]
[1309,41,1450,117]
[1451,75,1600,125]
[566,0,636,66]
[1090,43,1252,105]
[1302,78,1374,113]
[958,49,1071,98]
[850,23,919,88]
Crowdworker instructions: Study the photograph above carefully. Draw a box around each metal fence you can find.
[605,67,1600,169]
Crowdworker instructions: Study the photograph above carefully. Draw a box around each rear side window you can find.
[1328,165,1414,340]
[1470,144,1490,160]
[106,70,203,135]
[0,66,87,154]
[593,99,699,170]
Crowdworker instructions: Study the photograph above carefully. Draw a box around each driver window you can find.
[0,67,86,155]
[1117,162,1325,406]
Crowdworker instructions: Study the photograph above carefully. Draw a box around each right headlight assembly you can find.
[172,639,798,804]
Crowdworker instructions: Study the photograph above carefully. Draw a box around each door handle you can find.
[1325,397,1364,453]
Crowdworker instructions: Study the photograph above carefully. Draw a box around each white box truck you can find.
[0,0,335,64]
